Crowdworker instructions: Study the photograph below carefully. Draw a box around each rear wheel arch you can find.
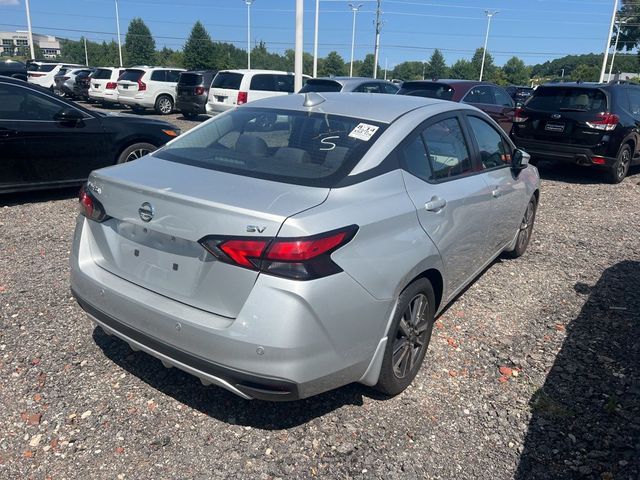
[114,139,158,164]
[406,268,444,314]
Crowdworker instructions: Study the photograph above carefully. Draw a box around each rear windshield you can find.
[93,68,113,80]
[398,82,455,100]
[299,79,343,93]
[526,87,608,112]
[28,64,56,72]
[119,69,144,82]
[179,73,203,86]
[212,72,243,90]
[156,107,387,187]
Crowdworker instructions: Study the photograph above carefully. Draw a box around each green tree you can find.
[125,18,156,66]
[359,53,381,78]
[449,59,475,79]
[571,64,600,81]
[320,51,346,76]
[156,47,184,68]
[183,21,214,70]
[470,47,496,80]
[425,49,448,79]
[502,56,530,85]
[392,61,424,80]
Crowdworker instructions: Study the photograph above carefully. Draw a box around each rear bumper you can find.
[205,102,234,115]
[176,99,206,114]
[70,216,392,400]
[89,90,119,103]
[512,136,616,166]
[118,95,154,108]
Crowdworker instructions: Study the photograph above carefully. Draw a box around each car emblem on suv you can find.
[138,202,154,222]
[551,113,561,119]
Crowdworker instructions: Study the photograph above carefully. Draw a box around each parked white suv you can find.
[88,67,126,105]
[117,66,185,114]
[27,62,84,90]
[206,69,309,116]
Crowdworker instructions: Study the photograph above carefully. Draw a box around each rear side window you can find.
[468,116,511,169]
[423,117,473,180]
[93,68,113,80]
[30,64,56,72]
[179,73,203,86]
[626,88,640,116]
[493,88,514,107]
[355,83,383,94]
[150,70,166,82]
[526,87,607,113]
[275,74,294,93]
[212,72,243,90]
[167,70,181,82]
[383,83,399,94]
[299,79,342,93]
[119,69,144,82]
[250,74,277,92]
[464,86,494,105]
[156,107,387,187]
[398,82,455,100]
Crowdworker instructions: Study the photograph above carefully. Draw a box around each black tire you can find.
[131,105,145,114]
[503,195,537,259]
[182,112,198,120]
[154,95,173,115]
[117,142,157,164]
[374,278,436,396]
[605,144,631,184]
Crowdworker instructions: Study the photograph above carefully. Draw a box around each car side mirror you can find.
[54,107,84,125]
[511,149,530,171]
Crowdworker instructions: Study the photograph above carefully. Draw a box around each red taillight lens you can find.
[237,91,248,105]
[591,156,607,165]
[78,184,109,222]
[513,107,528,123]
[137,80,146,91]
[586,113,619,131]
[195,86,205,95]
[106,82,117,89]
[199,226,358,280]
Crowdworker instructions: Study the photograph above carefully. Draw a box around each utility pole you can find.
[480,10,497,81]
[114,0,123,67]
[313,0,319,77]
[84,37,89,66]
[599,0,619,83]
[246,0,254,70]
[348,4,363,77]
[608,18,626,82]
[373,0,382,79]
[384,57,388,80]
[294,0,303,92]
[24,0,35,59]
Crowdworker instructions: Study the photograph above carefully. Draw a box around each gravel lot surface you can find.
[1,104,639,479]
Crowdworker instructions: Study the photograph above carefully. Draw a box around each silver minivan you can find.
[71,93,540,401]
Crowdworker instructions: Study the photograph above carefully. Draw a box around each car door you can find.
[464,113,527,254]
[0,81,107,190]
[491,86,516,133]
[463,85,502,121]
[400,113,494,292]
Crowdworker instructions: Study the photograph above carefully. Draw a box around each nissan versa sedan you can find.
[70,93,540,401]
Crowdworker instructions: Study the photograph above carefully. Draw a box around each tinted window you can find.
[166,70,181,83]
[93,68,113,80]
[402,135,431,181]
[465,86,494,105]
[179,73,203,86]
[157,107,387,187]
[299,79,342,93]
[119,69,144,82]
[423,117,473,180]
[627,87,640,116]
[275,74,294,93]
[250,74,277,92]
[29,64,56,73]
[0,83,68,120]
[356,83,383,94]
[56,68,68,76]
[150,70,166,82]
[526,87,607,112]
[212,72,243,90]
[398,82,455,100]
[493,87,514,107]
[383,83,399,94]
[468,116,511,169]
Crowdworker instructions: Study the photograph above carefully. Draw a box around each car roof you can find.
[243,92,467,124]
[309,77,393,86]
[219,69,297,75]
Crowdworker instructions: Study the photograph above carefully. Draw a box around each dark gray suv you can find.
[176,70,217,119]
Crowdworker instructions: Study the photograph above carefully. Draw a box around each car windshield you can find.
[179,73,204,86]
[119,69,144,82]
[156,107,387,187]
[398,82,455,100]
[212,72,243,90]
[525,87,607,112]
[299,79,343,93]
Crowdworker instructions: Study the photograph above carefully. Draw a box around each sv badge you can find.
[246,225,267,233]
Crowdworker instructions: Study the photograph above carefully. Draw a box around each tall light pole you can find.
[599,0,619,83]
[114,0,123,67]
[313,0,320,77]
[348,3,363,77]
[479,10,497,81]
[84,37,89,66]
[245,0,254,70]
[24,0,35,59]
[372,0,382,79]
[294,0,303,91]
[608,18,627,82]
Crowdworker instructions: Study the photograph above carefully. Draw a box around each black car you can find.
[0,60,27,81]
[511,82,640,183]
[175,70,217,118]
[505,85,534,106]
[0,77,180,194]
[72,70,94,101]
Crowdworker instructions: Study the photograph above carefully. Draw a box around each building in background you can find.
[0,31,61,59]
[605,72,640,82]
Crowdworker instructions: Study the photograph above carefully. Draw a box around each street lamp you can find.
[348,3,363,77]
[24,0,35,59]
[313,0,319,77]
[245,0,254,70]
[599,0,619,83]
[608,18,627,82]
[114,0,123,67]
[479,10,498,81]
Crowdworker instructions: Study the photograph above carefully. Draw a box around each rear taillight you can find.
[513,107,528,123]
[105,82,117,89]
[195,86,205,95]
[199,225,358,280]
[29,73,45,78]
[137,80,146,91]
[586,112,619,131]
[61,76,70,81]
[237,91,248,105]
[78,184,109,222]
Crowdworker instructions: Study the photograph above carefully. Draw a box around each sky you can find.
[0,0,627,68]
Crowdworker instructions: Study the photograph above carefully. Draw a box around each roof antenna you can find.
[303,92,326,107]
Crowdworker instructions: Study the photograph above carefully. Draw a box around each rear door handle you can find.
[425,196,447,212]
[491,186,502,198]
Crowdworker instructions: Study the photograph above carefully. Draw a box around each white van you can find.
[116,66,186,115]
[206,69,310,116]
[27,62,84,89]
[88,67,126,105]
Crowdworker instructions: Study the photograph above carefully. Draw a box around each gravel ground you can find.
[1,108,639,480]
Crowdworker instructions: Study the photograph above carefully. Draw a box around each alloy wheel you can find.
[392,293,430,379]
[158,98,172,114]
[616,148,631,181]
[517,200,535,251]
[125,148,151,162]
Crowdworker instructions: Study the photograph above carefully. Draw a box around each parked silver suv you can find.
[70,93,540,401]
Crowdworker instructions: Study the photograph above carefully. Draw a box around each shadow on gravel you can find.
[515,260,640,480]
[535,160,640,185]
[0,187,78,207]
[93,328,375,429]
